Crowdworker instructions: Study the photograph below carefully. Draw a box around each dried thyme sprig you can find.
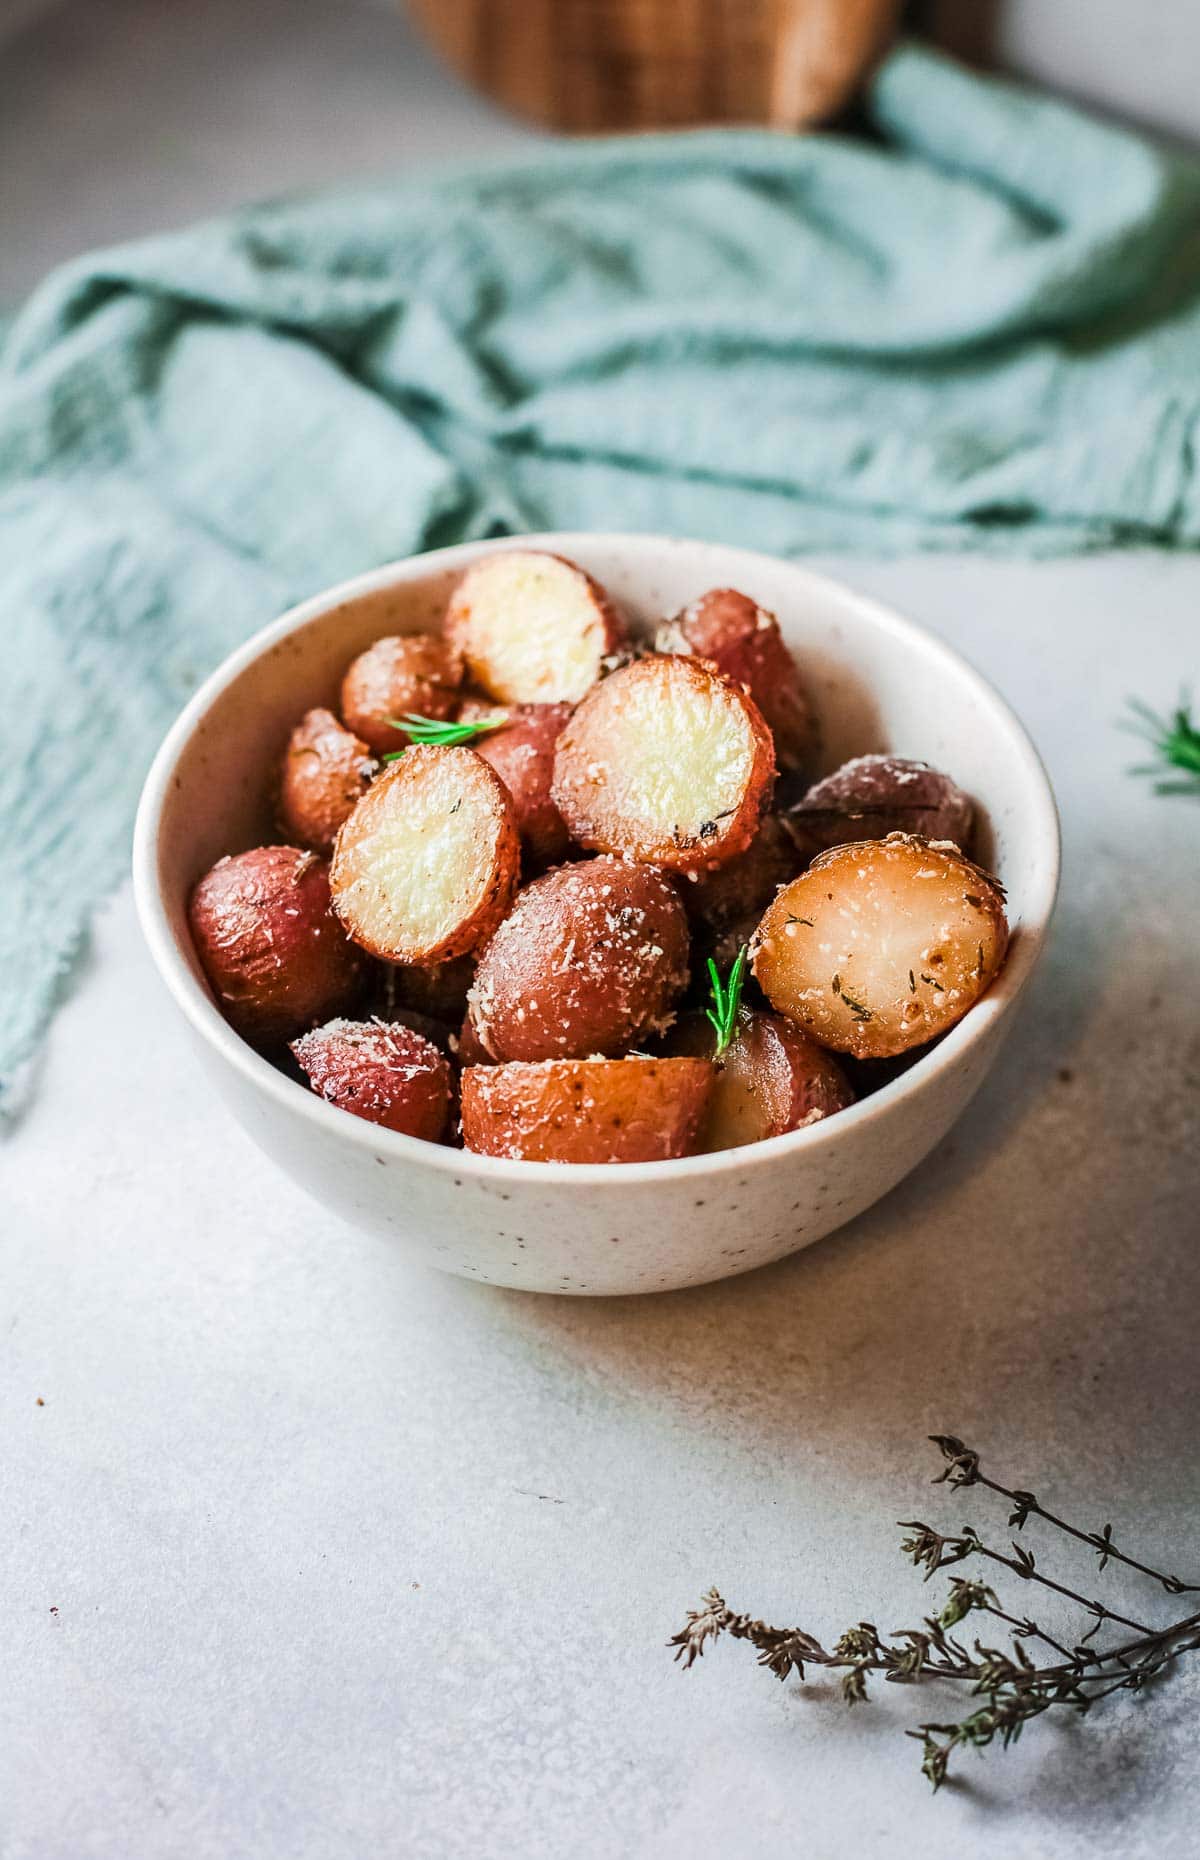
[706,946,748,1058]
[670,1436,1200,1793]
[381,712,508,760]
[1121,694,1200,795]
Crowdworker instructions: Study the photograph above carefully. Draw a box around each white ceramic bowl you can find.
[133,534,1059,1296]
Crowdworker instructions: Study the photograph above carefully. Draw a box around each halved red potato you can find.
[330,745,520,964]
[666,1007,854,1151]
[460,1056,713,1163]
[457,697,574,866]
[751,834,1008,1059]
[290,1018,451,1139]
[340,633,463,753]
[278,707,377,854]
[683,813,799,952]
[656,587,816,770]
[467,856,689,1062]
[551,655,776,873]
[785,755,973,862]
[445,551,628,705]
[189,845,362,1043]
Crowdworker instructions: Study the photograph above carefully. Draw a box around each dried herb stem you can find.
[671,1435,1200,1793]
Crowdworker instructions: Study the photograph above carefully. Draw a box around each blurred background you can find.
[2,0,1198,303]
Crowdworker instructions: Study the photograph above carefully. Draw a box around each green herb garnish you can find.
[382,712,508,761]
[706,946,748,1058]
[1121,694,1200,795]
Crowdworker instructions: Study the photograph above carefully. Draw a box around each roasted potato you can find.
[340,633,463,754]
[445,550,628,705]
[751,834,1009,1059]
[457,697,574,867]
[666,1007,853,1150]
[467,856,689,1062]
[785,754,974,862]
[189,845,362,1043]
[278,707,376,854]
[330,745,520,964]
[291,1018,451,1139]
[656,587,816,770]
[551,655,776,874]
[460,1056,713,1163]
[683,813,799,952]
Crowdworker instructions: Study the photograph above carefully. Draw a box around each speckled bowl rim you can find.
[133,533,1060,1189]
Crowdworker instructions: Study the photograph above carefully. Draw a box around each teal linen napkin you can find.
[3,44,1200,1113]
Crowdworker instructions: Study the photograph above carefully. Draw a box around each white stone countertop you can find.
[4,552,1200,1860]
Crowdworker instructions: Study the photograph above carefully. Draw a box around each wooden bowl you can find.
[405,0,903,133]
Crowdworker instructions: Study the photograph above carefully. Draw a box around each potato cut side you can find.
[751,834,1008,1059]
[330,745,519,964]
[445,551,628,705]
[551,655,775,873]
[460,1056,713,1164]
[667,1007,853,1151]
[291,1018,451,1140]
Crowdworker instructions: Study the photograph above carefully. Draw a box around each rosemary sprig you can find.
[1121,694,1200,795]
[381,712,508,761]
[671,1435,1200,1793]
[706,946,748,1058]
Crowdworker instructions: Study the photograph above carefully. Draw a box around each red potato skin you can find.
[457,698,574,866]
[785,755,974,862]
[666,1007,854,1150]
[189,846,363,1044]
[339,634,463,754]
[468,856,690,1063]
[657,588,816,770]
[290,1019,451,1140]
[278,707,376,855]
[460,1057,713,1163]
